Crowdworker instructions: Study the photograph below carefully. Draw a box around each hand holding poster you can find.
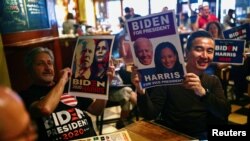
[126,10,186,89]
[68,36,115,99]
[213,39,246,65]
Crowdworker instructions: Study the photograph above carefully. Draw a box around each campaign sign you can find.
[126,10,186,89]
[68,35,115,100]
[223,23,250,41]
[127,11,176,41]
[213,39,245,65]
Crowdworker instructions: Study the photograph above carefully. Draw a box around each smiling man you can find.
[131,30,231,140]
[20,47,113,141]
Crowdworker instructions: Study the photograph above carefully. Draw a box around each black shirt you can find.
[20,85,96,141]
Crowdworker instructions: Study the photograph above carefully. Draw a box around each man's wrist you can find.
[136,88,145,95]
[200,88,208,97]
[197,88,206,97]
[59,77,68,85]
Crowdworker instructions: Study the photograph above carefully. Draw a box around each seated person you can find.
[131,31,231,140]
[20,47,114,141]
[109,59,137,129]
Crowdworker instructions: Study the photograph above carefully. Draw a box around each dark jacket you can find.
[137,73,231,139]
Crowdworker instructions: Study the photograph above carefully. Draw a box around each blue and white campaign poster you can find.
[223,23,250,41]
[213,39,246,65]
[126,10,186,89]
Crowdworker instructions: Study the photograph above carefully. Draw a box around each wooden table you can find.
[74,120,197,141]
[122,120,197,141]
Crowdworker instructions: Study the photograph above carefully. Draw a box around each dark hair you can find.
[228,9,235,14]
[125,7,130,13]
[154,42,181,72]
[205,21,224,39]
[24,47,54,73]
[67,13,74,20]
[95,39,110,63]
[186,30,213,51]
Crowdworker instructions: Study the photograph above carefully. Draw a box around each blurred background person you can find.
[118,7,131,30]
[109,59,137,129]
[189,4,203,31]
[62,12,75,34]
[178,12,191,33]
[238,13,250,24]
[0,86,37,141]
[94,40,137,129]
[162,6,168,12]
[119,36,134,65]
[205,21,228,76]
[206,21,224,39]
[130,7,141,18]
[198,5,218,29]
[205,21,230,97]
[223,9,236,30]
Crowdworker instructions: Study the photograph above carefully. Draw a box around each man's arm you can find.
[201,75,231,120]
[131,65,165,119]
[30,68,71,117]
[137,87,166,119]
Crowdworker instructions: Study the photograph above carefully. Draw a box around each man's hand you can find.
[59,68,72,83]
[183,73,206,97]
[131,65,145,95]
[107,60,115,82]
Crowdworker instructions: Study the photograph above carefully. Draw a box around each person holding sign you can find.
[20,47,115,141]
[154,41,184,74]
[131,31,231,140]
[133,37,154,66]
